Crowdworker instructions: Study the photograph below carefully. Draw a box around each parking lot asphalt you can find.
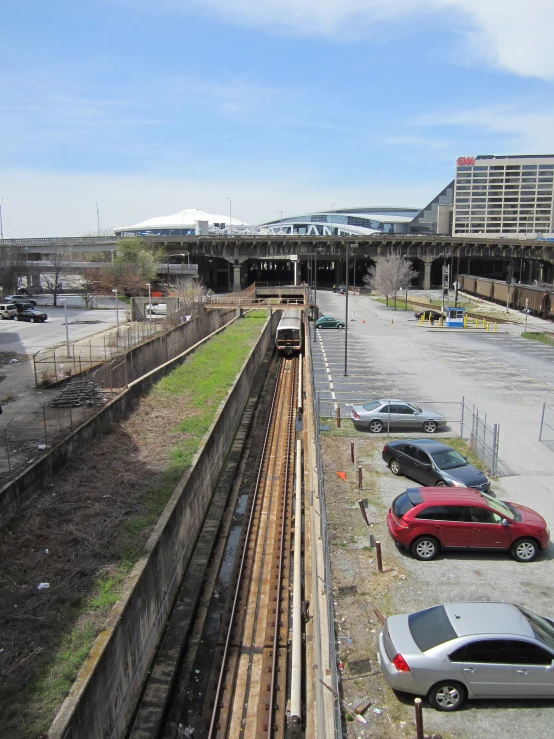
[315,294,554,736]
[313,290,554,529]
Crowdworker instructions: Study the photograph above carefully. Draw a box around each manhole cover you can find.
[338,585,358,597]
[348,658,372,675]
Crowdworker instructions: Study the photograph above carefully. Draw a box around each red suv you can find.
[387,487,549,563]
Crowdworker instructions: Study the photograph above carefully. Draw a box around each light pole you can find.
[145,282,151,322]
[61,299,70,357]
[313,247,318,342]
[344,243,349,376]
[24,247,30,293]
[112,288,120,342]
[275,210,287,234]
[330,202,336,237]
[227,197,232,236]
[95,202,100,236]
[0,198,4,241]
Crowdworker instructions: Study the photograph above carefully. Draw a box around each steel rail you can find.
[207,358,286,738]
[267,356,297,735]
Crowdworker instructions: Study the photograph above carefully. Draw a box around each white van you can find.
[0,303,17,320]
[146,302,167,316]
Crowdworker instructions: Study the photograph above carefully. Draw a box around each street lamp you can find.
[313,247,318,342]
[275,210,287,234]
[0,198,4,241]
[330,203,336,236]
[227,197,232,236]
[344,244,349,376]
[112,288,120,342]
[95,202,100,236]
[145,282,151,322]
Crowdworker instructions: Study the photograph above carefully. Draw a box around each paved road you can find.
[312,290,554,528]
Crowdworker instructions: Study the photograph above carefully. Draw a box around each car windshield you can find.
[362,401,381,411]
[408,605,458,652]
[479,492,516,520]
[429,449,467,470]
[517,606,554,652]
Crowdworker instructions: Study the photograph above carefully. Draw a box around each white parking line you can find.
[317,333,337,407]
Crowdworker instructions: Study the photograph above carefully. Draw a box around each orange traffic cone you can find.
[362,317,365,323]
[391,319,394,325]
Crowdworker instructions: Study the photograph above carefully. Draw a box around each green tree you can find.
[112,238,163,294]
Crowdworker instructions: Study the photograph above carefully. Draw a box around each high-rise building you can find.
[452,155,554,237]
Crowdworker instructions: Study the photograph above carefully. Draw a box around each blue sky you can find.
[1,0,553,236]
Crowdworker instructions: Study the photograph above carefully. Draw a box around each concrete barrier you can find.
[48,310,280,739]
[0,310,235,529]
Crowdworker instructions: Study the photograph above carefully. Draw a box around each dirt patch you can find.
[322,432,456,739]
[0,391,198,737]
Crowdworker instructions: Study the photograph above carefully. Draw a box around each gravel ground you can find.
[323,433,554,739]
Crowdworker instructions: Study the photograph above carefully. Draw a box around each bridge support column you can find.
[423,257,433,290]
[233,263,242,292]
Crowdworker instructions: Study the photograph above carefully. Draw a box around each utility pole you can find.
[0,198,4,241]
[95,202,100,236]
[313,247,318,342]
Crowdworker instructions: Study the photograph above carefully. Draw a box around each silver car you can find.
[350,399,446,434]
[378,601,554,711]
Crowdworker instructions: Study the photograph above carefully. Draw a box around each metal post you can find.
[357,464,362,490]
[523,298,529,334]
[313,247,317,342]
[344,243,349,376]
[539,402,546,442]
[0,198,3,241]
[375,541,383,573]
[358,499,370,527]
[414,698,424,739]
[112,288,119,343]
[146,282,151,322]
[336,407,341,428]
[43,406,48,447]
[492,423,499,477]
[95,202,100,236]
[460,396,465,438]
[62,300,70,357]
[350,441,355,463]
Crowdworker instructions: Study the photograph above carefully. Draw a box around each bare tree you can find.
[171,277,207,318]
[0,245,20,295]
[364,255,418,309]
[42,249,73,306]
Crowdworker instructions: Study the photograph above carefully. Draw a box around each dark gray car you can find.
[378,601,554,710]
[382,439,490,492]
[351,399,446,434]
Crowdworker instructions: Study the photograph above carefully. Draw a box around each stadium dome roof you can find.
[116,208,248,233]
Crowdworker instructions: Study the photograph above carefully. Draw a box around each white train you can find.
[275,309,304,355]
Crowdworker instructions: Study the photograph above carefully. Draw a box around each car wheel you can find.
[511,538,539,562]
[435,481,448,487]
[423,421,438,433]
[389,459,402,476]
[369,420,383,433]
[31,317,35,323]
[428,681,466,712]
[338,324,344,329]
[411,536,439,560]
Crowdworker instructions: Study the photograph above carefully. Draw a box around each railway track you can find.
[204,356,299,738]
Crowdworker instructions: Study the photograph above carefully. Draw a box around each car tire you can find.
[435,481,448,487]
[338,324,344,329]
[411,536,439,561]
[31,317,35,323]
[369,420,383,433]
[510,538,539,562]
[389,459,402,476]
[423,421,438,433]
[428,681,466,712]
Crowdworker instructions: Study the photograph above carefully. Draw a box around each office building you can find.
[452,155,554,237]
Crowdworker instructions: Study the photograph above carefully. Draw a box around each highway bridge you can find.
[3,233,554,291]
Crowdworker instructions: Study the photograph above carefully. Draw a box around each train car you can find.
[459,274,554,319]
[475,277,493,299]
[276,309,304,355]
[493,281,509,304]
[460,275,476,294]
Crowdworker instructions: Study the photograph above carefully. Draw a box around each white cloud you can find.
[419,106,554,152]
[151,0,554,80]
[0,170,436,237]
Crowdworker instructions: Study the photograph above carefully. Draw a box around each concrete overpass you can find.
[3,234,554,291]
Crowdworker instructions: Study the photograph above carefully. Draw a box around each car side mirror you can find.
[421,462,432,469]
[501,518,510,527]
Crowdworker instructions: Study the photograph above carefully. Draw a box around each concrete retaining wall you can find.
[0,309,235,529]
[49,310,279,739]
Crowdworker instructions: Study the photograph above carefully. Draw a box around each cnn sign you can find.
[457,156,475,166]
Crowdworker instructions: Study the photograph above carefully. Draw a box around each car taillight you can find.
[352,410,360,419]
[392,653,410,672]
[383,445,388,453]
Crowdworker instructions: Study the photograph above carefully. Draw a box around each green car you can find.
[315,315,345,329]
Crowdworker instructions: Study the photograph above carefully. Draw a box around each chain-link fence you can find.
[1,358,126,483]
[316,395,507,477]
[33,320,165,387]
[539,403,554,453]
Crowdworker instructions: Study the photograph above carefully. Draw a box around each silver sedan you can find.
[378,601,554,711]
[350,399,446,433]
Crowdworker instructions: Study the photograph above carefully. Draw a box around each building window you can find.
[522,165,538,170]
[539,164,554,170]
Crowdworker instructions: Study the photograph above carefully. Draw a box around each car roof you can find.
[390,438,454,452]
[442,602,534,639]
[410,487,485,504]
